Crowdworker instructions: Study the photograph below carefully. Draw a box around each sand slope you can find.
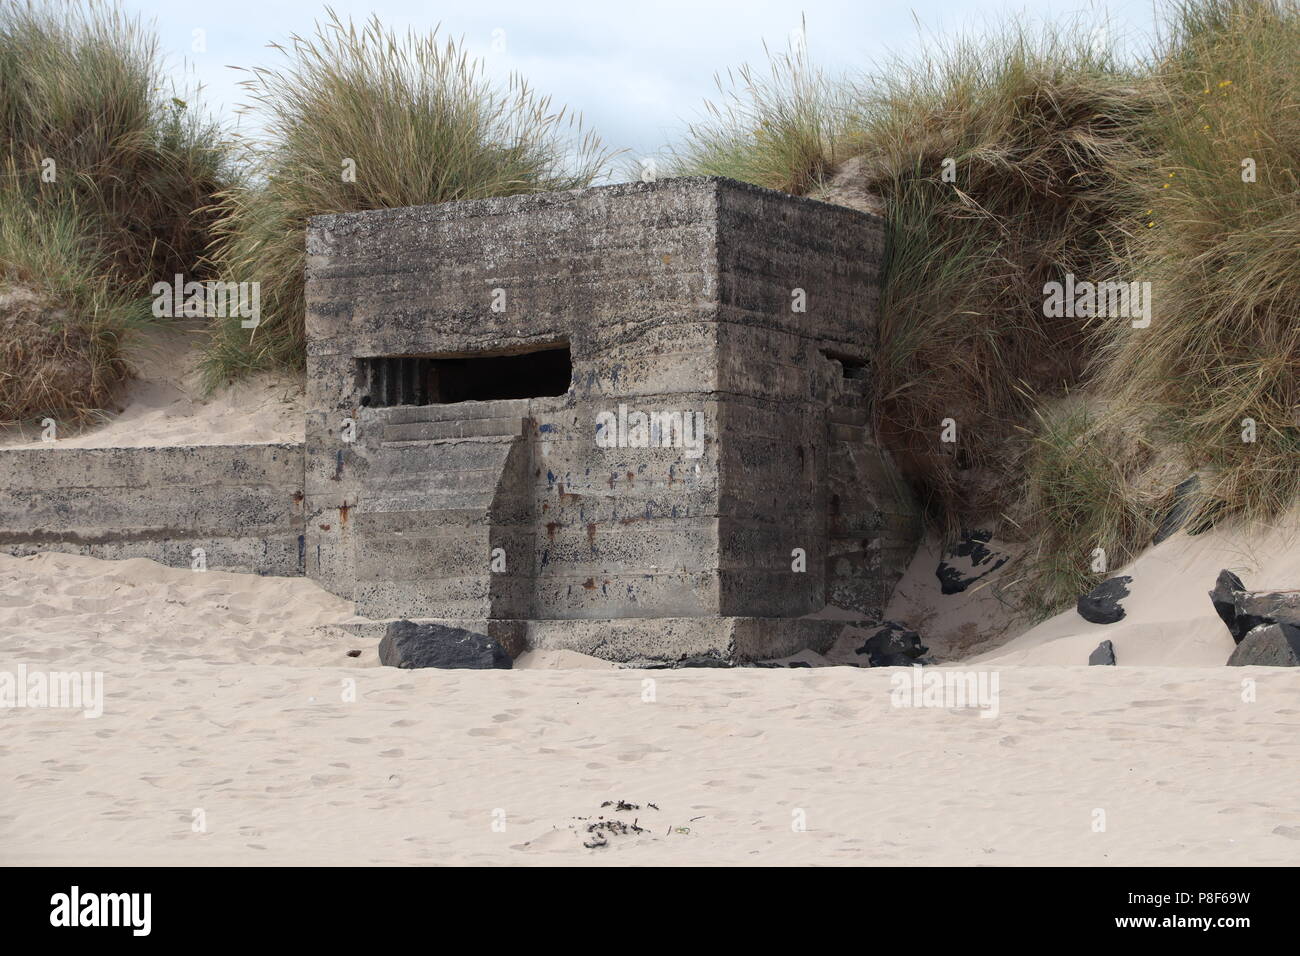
[883,532,1022,661]
[977,515,1300,667]
[0,322,303,449]
[2,551,1298,865]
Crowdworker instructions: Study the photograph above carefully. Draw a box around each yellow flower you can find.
[1146,222,1155,228]
[1218,79,1233,87]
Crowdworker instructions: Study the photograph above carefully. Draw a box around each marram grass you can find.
[202,10,614,386]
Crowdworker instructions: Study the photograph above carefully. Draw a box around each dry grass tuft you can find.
[202,9,614,384]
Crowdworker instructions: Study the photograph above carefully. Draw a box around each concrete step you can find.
[379,399,532,425]
[356,529,533,578]
[839,377,870,395]
[382,417,527,443]
[366,467,522,495]
[380,433,521,449]
[367,437,521,485]
[829,405,868,426]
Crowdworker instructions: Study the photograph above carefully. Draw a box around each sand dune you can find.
[0,322,303,450]
[2,549,1298,865]
[976,514,1300,668]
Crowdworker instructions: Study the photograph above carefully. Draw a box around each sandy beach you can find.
[3,320,1298,866]
[3,546,1298,866]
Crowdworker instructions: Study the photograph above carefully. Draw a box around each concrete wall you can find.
[304,176,920,625]
[0,443,305,574]
[713,182,892,617]
[305,178,728,620]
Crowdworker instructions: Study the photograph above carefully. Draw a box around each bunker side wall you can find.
[712,179,918,617]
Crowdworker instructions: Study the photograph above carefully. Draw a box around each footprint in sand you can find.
[310,773,351,786]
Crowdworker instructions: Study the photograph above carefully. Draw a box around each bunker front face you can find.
[303,177,919,661]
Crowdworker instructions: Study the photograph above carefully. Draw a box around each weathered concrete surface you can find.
[527,617,853,664]
[1,177,920,665]
[304,176,920,657]
[0,443,305,574]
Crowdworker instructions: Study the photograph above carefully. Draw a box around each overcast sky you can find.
[127,0,1166,170]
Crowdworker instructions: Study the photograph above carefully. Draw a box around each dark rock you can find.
[855,621,929,666]
[936,529,1009,595]
[378,620,512,669]
[936,563,973,595]
[1153,475,1200,545]
[1077,576,1132,624]
[1088,640,1116,665]
[1237,590,1300,628]
[672,655,734,668]
[1209,570,1269,644]
[1226,623,1300,666]
[642,654,734,669]
[1210,568,1245,630]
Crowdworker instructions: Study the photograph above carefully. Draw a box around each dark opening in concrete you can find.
[358,344,572,406]
[822,349,870,381]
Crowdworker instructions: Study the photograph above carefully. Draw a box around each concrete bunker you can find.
[304,176,921,661]
[0,176,920,663]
